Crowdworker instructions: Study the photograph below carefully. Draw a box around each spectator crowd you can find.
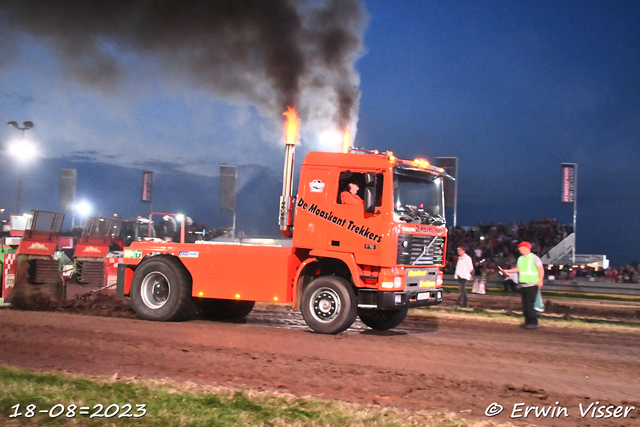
[444,219,639,284]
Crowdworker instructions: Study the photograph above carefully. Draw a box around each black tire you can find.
[300,276,357,334]
[130,257,196,321]
[198,299,255,320]
[358,307,408,330]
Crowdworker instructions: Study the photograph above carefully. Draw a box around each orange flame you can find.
[283,107,300,146]
[342,127,351,153]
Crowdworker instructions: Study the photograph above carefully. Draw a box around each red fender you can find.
[292,250,364,310]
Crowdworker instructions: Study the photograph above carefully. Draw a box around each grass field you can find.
[0,365,497,427]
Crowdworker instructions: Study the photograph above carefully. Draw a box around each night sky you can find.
[0,1,638,265]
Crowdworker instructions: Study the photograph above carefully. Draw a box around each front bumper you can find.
[358,289,443,310]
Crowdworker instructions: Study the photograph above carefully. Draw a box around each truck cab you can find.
[289,150,448,331]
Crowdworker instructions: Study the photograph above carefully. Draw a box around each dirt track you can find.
[0,300,639,426]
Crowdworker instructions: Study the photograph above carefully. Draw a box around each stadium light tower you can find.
[75,201,92,227]
[6,121,36,213]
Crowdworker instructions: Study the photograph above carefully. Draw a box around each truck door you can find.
[329,170,385,265]
[292,168,333,251]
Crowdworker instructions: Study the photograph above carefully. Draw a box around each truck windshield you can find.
[393,169,445,225]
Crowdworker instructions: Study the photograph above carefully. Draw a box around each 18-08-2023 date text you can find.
[10,403,147,419]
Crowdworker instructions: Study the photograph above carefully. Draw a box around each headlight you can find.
[394,276,402,288]
[378,267,405,290]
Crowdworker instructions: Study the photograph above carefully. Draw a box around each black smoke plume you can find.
[0,0,367,132]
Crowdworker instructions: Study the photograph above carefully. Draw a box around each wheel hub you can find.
[152,282,169,303]
[140,271,171,309]
[311,288,341,322]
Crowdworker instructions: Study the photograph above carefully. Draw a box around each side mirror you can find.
[364,187,376,214]
[364,172,376,186]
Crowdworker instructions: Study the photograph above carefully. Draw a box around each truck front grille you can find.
[397,234,445,266]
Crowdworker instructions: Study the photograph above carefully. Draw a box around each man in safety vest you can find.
[500,241,544,329]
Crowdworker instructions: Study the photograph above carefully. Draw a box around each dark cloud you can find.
[131,159,189,174]
[65,154,98,163]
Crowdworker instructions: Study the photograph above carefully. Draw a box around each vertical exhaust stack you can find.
[279,107,300,237]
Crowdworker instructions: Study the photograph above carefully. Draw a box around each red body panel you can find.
[123,242,300,303]
[16,239,58,256]
[105,257,122,287]
[74,243,110,258]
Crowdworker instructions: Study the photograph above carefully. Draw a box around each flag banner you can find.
[561,163,577,203]
[142,171,153,203]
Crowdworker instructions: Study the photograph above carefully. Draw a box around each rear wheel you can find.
[301,276,357,334]
[198,299,255,320]
[358,308,408,330]
[130,257,196,321]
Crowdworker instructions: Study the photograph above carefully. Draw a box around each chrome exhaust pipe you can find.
[279,137,296,237]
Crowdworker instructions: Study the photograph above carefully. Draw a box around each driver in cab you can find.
[341,183,364,205]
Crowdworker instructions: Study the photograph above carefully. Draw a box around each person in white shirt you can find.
[454,247,474,308]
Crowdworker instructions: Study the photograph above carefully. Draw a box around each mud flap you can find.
[116,264,127,297]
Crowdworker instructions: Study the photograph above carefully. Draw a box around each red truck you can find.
[118,112,451,334]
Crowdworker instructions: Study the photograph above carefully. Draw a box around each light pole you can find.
[6,121,35,213]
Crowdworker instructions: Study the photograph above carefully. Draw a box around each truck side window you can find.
[337,171,384,206]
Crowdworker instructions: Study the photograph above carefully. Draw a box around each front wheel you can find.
[130,257,196,321]
[301,276,357,334]
[358,308,408,330]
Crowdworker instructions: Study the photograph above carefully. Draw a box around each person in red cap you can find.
[500,241,544,329]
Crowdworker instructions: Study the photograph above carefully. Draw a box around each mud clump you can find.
[59,294,138,319]
[7,292,138,319]
[9,291,58,311]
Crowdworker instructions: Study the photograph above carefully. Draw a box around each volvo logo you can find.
[402,241,409,248]
[412,238,437,265]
